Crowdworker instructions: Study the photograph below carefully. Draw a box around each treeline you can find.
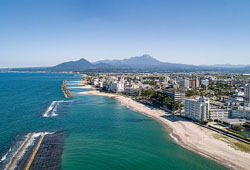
[186,81,234,97]
[138,89,182,111]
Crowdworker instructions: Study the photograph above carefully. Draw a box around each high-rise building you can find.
[179,77,190,90]
[184,98,210,121]
[245,84,250,101]
[191,77,200,89]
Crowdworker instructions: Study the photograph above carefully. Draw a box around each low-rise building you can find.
[209,109,229,121]
[124,88,141,96]
[219,118,246,127]
[231,110,250,120]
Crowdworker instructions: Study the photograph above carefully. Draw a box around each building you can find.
[93,78,99,86]
[179,77,190,90]
[110,81,125,93]
[164,88,185,102]
[163,75,170,86]
[124,88,141,96]
[209,109,229,121]
[184,98,210,121]
[245,84,250,101]
[231,110,250,120]
[191,77,200,89]
[98,81,103,88]
[218,118,246,127]
[201,79,209,87]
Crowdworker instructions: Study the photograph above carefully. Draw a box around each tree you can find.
[186,90,198,97]
[162,96,173,108]
[200,91,206,97]
[173,102,180,111]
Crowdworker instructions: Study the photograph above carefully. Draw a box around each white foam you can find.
[1,132,51,170]
[169,133,178,143]
[42,100,71,117]
[62,88,68,98]
[3,133,33,170]
[0,150,9,162]
[42,101,57,117]
[51,102,59,117]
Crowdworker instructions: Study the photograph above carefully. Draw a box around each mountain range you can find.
[50,54,199,72]
[4,54,250,73]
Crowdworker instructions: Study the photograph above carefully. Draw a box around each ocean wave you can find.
[169,133,178,143]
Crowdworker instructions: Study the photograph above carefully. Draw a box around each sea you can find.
[0,72,228,170]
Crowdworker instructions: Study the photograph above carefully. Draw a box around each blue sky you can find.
[0,0,250,67]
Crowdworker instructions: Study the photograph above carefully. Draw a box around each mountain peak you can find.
[127,54,161,65]
[51,58,93,71]
[141,54,154,58]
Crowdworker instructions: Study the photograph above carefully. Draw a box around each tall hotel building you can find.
[245,84,250,101]
[184,98,210,121]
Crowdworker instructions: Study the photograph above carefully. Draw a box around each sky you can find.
[0,0,250,68]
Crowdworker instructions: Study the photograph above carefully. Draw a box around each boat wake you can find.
[42,101,71,117]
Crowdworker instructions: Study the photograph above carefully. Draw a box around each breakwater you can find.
[42,100,71,117]
[27,131,64,170]
[1,131,65,170]
[62,80,73,98]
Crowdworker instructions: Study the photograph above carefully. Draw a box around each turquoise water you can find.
[0,73,227,170]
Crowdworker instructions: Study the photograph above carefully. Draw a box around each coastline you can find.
[78,88,250,170]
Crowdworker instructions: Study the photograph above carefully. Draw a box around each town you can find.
[86,73,250,141]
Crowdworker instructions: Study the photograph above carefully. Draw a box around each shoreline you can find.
[78,88,250,170]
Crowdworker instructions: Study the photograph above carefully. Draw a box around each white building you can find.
[93,78,99,86]
[179,78,190,90]
[201,79,209,86]
[209,109,229,121]
[184,98,210,121]
[235,89,244,97]
[244,84,250,101]
[110,81,125,93]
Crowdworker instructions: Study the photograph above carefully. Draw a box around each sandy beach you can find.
[78,88,250,170]
[68,85,94,89]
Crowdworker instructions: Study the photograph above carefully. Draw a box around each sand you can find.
[78,88,250,170]
[68,85,94,89]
